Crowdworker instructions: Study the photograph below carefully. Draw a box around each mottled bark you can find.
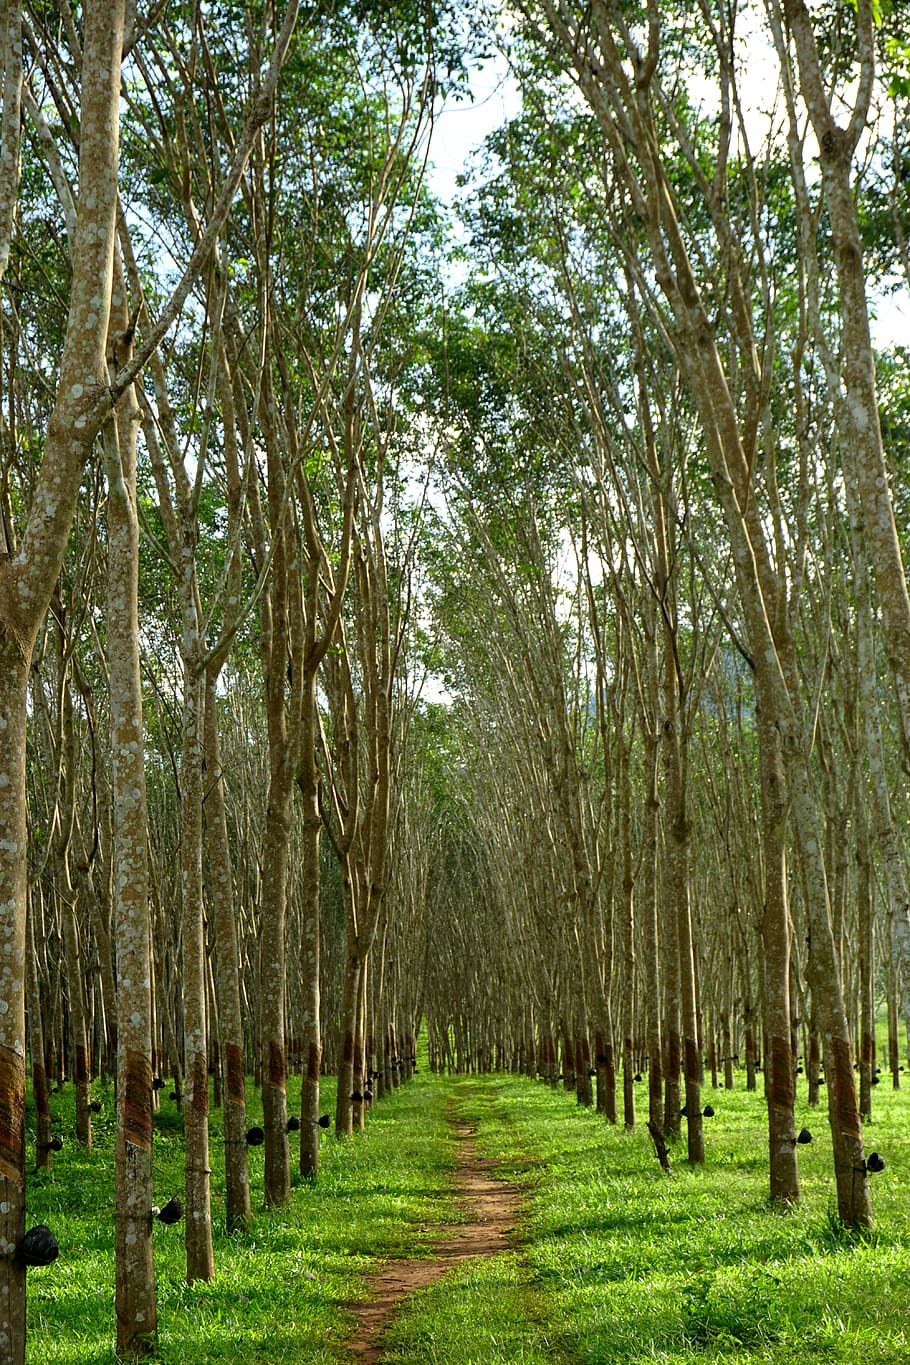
[53,632,92,1149]
[661,840,682,1140]
[538,0,870,1228]
[180,656,213,1281]
[784,0,910,762]
[335,950,361,1137]
[250,354,295,1207]
[0,0,22,287]
[661,689,699,1161]
[723,1012,734,1091]
[574,1031,593,1107]
[856,808,875,1122]
[757,715,798,1205]
[260,775,292,1204]
[0,4,126,1359]
[26,904,51,1171]
[620,744,636,1131]
[106,333,158,1354]
[203,675,250,1229]
[887,976,900,1089]
[843,470,910,1050]
[808,1025,821,1107]
[297,671,322,1176]
[641,737,663,1136]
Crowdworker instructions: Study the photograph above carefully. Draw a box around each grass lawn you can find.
[384,1070,910,1364]
[24,1063,910,1363]
[25,1072,459,1363]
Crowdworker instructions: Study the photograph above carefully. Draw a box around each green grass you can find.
[384,1071,910,1365]
[381,1252,571,1364]
[24,1065,910,1363]
[25,1073,460,1364]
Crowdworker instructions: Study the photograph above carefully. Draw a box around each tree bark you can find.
[784,0,910,760]
[105,330,158,1356]
[180,652,214,1281]
[335,948,362,1137]
[203,674,251,1229]
[0,4,126,1358]
[26,903,52,1171]
[537,0,871,1229]
[758,715,799,1205]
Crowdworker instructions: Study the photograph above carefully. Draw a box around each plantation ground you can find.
[24,1067,910,1363]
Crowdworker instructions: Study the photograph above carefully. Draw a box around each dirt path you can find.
[346,1118,524,1362]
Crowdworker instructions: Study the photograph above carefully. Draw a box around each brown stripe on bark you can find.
[33,1062,51,1121]
[75,1042,90,1085]
[769,1035,792,1109]
[268,1040,286,1089]
[306,1042,321,1082]
[226,1043,245,1106]
[684,1037,699,1077]
[193,1055,208,1112]
[832,1036,861,1138]
[0,1046,25,1186]
[123,1048,153,1151]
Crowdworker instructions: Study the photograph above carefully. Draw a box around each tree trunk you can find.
[0,3,126,1357]
[180,655,214,1281]
[26,900,52,1171]
[856,807,875,1121]
[260,774,292,1206]
[620,746,636,1130]
[335,950,362,1137]
[758,716,799,1205]
[536,0,871,1228]
[204,675,251,1229]
[106,334,158,1356]
[784,0,910,758]
[297,671,323,1177]
[54,640,93,1149]
[0,654,29,1364]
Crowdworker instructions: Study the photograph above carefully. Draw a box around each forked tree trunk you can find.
[54,640,93,1149]
[784,0,910,759]
[0,5,126,1359]
[538,0,870,1228]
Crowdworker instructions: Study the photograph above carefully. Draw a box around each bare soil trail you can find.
[346,1115,526,1363]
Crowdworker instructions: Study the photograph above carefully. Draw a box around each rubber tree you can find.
[767,0,910,1051]
[0,1,302,1349]
[0,8,126,1359]
[525,0,865,1222]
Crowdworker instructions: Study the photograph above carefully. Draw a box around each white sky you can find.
[428,54,521,207]
[426,40,909,351]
